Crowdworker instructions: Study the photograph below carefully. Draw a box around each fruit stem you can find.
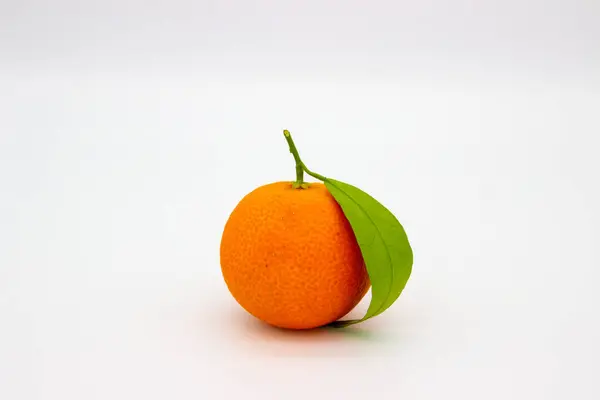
[283,130,328,188]
[283,129,305,187]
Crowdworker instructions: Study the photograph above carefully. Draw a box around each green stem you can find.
[283,130,328,188]
[283,130,304,186]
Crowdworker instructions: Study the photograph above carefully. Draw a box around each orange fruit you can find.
[220,181,370,329]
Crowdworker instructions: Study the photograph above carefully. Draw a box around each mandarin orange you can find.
[220,181,370,329]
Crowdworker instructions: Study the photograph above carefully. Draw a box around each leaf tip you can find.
[283,129,290,137]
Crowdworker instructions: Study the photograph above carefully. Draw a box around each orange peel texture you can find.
[220,182,370,329]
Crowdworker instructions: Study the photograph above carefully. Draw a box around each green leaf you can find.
[324,178,413,327]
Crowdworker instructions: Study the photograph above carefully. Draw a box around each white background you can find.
[1,1,599,399]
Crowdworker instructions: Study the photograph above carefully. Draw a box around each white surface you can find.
[1,1,600,399]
